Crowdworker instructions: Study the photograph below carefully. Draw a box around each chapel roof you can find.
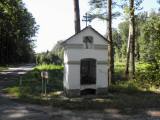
[61,26,110,45]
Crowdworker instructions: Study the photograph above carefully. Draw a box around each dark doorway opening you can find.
[80,89,96,95]
[80,58,96,85]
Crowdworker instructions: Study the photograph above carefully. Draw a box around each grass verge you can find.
[2,63,160,113]
[0,66,8,71]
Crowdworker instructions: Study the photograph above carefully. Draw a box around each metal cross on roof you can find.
[82,13,92,27]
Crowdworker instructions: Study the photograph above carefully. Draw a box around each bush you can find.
[135,62,160,90]
[33,64,64,91]
[36,52,63,65]
[136,70,160,89]
[34,64,63,71]
[4,65,64,100]
[114,62,160,91]
[109,80,141,94]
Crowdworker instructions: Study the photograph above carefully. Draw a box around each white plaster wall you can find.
[63,64,68,88]
[63,49,108,90]
[64,63,108,90]
[65,48,108,62]
[96,65,108,88]
[63,27,109,90]
[63,50,68,63]
[64,64,80,89]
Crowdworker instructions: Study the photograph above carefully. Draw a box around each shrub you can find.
[33,64,64,91]
[34,64,63,71]
[109,80,141,94]
[135,62,160,89]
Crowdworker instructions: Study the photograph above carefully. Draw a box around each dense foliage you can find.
[88,0,143,21]
[36,42,63,65]
[88,0,131,20]
[89,0,160,86]
[0,0,38,65]
[142,12,160,68]
[113,11,160,88]
[116,11,160,65]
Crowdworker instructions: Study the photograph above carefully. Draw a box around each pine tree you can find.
[107,0,114,84]
[73,0,81,33]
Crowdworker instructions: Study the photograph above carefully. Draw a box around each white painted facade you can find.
[62,26,109,96]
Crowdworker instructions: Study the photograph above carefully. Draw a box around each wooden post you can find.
[19,76,22,86]
[41,71,48,95]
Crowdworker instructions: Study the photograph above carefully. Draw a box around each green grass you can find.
[115,61,152,73]
[50,92,160,112]
[114,61,160,90]
[2,63,160,112]
[114,62,125,73]
[4,82,160,112]
[136,62,152,71]
[0,66,8,71]
[3,64,63,104]
[34,64,63,71]
[3,86,20,97]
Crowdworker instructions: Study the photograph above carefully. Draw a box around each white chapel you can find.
[62,26,109,96]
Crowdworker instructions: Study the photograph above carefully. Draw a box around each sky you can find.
[22,0,159,53]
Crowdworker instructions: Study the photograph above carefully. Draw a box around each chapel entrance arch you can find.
[80,58,96,85]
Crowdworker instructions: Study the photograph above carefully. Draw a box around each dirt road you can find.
[0,64,34,80]
[0,64,52,120]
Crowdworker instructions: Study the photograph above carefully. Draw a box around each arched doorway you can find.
[80,58,96,85]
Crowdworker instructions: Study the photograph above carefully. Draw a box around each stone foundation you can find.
[64,87,108,97]
[96,88,108,95]
[64,88,80,97]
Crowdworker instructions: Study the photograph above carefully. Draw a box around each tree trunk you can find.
[73,0,81,33]
[125,28,131,79]
[107,0,114,85]
[125,0,135,79]
[135,41,140,61]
